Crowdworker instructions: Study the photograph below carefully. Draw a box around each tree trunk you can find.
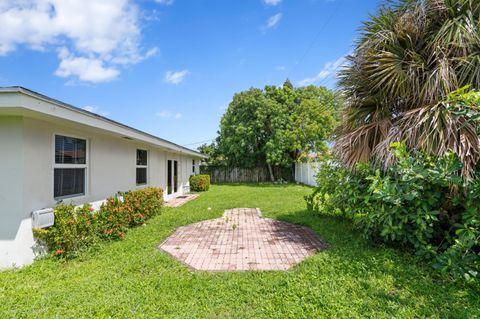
[267,163,275,182]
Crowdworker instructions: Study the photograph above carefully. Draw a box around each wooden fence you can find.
[200,166,293,183]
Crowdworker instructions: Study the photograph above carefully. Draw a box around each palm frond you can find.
[336,0,480,181]
[379,103,480,180]
[334,118,391,167]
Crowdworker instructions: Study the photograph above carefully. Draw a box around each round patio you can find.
[159,208,326,271]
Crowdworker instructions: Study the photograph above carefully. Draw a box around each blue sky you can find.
[0,0,382,148]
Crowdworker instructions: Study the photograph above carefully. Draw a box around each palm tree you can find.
[335,0,480,180]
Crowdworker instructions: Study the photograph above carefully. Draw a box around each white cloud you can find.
[0,0,157,83]
[298,55,347,86]
[276,65,286,71]
[55,48,119,83]
[155,0,174,5]
[164,70,190,84]
[83,105,110,116]
[266,13,282,29]
[263,0,282,6]
[155,110,182,119]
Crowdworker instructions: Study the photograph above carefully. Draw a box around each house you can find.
[0,87,206,268]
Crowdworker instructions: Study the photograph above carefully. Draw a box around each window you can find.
[136,149,148,185]
[54,135,87,199]
[192,159,196,174]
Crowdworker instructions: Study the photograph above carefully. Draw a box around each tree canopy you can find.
[202,81,340,180]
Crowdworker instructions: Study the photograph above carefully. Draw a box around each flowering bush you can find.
[95,196,129,241]
[34,187,163,258]
[123,187,163,221]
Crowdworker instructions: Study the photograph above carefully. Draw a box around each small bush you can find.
[189,174,210,192]
[95,196,129,241]
[305,159,373,217]
[34,187,163,258]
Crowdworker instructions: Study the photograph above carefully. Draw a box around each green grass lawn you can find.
[0,184,478,318]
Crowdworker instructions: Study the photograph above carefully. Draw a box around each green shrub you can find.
[124,187,163,220]
[34,187,163,258]
[95,196,129,241]
[306,144,480,282]
[305,158,373,217]
[33,203,97,258]
[362,144,463,256]
[189,174,210,192]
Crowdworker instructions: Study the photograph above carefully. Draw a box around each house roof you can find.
[0,86,207,158]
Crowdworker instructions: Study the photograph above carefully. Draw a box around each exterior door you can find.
[166,159,179,197]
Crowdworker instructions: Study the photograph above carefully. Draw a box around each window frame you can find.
[136,149,149,185]
[52,133,89,200]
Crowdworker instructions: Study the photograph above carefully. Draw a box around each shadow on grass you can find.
[275,209,480,315]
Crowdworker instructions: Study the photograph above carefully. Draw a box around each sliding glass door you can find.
[167,160,172,195]
[167,159,178,195]
[173,160,178,193]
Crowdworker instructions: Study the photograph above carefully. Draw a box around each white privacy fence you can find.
[294,162,320,186]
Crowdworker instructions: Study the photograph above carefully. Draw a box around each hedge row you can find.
[189,174,210,192]
[34,187,163,258]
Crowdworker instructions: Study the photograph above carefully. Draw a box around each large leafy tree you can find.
[197,142,224,167]
[265,84,339,164]
[216,81,339,180]
[217,88,273,169]
[335,0,480,180]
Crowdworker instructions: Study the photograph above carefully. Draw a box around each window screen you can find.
[54,168,85,198]
[55,135,86,164]
[137,149,147,166]
[136,149,148,185]
[54,135,87,199]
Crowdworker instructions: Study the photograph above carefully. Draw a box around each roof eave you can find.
[0,86,208,159]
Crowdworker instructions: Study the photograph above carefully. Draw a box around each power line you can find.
[287,0,344,80]
[318,54,350,87]
[184,3,344,148]
[182,138,216,147]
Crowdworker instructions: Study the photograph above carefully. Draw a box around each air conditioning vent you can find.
[31,208,55,228]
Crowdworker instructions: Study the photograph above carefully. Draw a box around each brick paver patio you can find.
[159,208,326,271]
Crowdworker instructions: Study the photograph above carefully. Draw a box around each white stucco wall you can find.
[22,117,197,205]
[0,117,37,268]
[0,116,199,268]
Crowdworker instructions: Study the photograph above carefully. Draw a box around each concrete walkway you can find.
[164,194,199,208]
[159,208,326,271]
